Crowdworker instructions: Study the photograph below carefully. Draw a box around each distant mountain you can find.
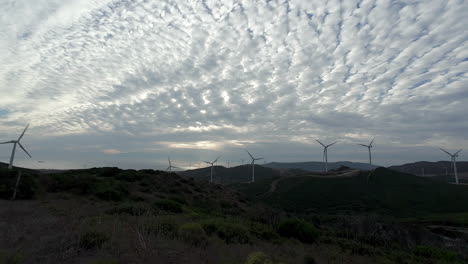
[388,161,468,177]
[263,161,379,172]
[178,165,286,184]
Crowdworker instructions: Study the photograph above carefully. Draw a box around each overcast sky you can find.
[0,0,467,170]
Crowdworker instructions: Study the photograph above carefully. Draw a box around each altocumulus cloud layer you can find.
[0,0,467,169]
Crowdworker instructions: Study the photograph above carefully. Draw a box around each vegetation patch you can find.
[153,199,183,213]
[202,219,251,244]
[79,230,109,249]
[178,223,208,246]
[276,218,319,243]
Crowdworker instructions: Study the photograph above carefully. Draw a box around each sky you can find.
[0,0,467,170]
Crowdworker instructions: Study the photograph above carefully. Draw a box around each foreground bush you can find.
[277,218,319,243]
[178,223,208,246]
[153,199,183,213]
[0,169,38,199]
[93,179,128,201]
[80,230,109,249]
[202,219,251,244]
[245,251,273,264]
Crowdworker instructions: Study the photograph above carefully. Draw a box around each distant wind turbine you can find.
[315,139,336,173]
[440,148,462,184]
[246,150,263,183]
[204,155,221,183]
[357,137,375,165]
[0,124,32,169]
[166,156,181,172]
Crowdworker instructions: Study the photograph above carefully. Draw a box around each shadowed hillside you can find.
[389,161,468,179]
[178,165,283,184]
[264,161,379,172]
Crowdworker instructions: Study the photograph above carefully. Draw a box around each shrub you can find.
[0,169,38,199]
[153,217,178,238]
[90,258,119,264]
[245,251,273,264]
[412,245,460,262]
[153,199,183,213]
[249,222,279,241]
[303,255,317,264]
[93,179,128,201]
[98,167,121,177]
[178,223,208,246]
[0,250,24,264]
[277,218,319,243]
[80,230,109,249]
[115,170,143,182]
[202,219,251,244]
[46,173,96,194]
[106,204,148,216]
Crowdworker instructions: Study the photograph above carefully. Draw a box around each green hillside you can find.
[238,168,468,219]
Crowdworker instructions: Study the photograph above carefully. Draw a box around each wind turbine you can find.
[166,156,181,172]
[246,150,263,183]
[315,139,336,173]
[204,155,221,183]
[0,124,32,170]
[440,148,462,184]
[357,138,375,165]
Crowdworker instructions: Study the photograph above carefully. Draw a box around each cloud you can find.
[0,0,467,169]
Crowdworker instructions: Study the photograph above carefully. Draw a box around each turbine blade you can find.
[18,142,32,158]
[0,141,14,144]
[214,155,221,163]
[357,144,368,147]
[245,149,254,159]
[255,158,264,160]
[18,124,30,141]
[166,166,171,171]
[439,148,452,156]
[327,142,337,147]
[315,139,325,147]
[204,161,212,164]
[369,137,375,146]
[454,149,463,156]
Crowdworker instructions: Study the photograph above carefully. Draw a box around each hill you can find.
[263,161,379,172]
[178,164,288,184]
[236,168,468,219]
[389,161,468,178]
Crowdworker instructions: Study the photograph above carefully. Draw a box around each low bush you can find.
[153,217,178,238]
[277,218,319,243]
[0,169,38,199]
[412,245,460,262]
[245,251,273,264]
[153,199,183,213]
[0,250,24,264]
[93,179,128,201]
[98,167,121,177]
[202,219,251,244]
[106,204,148,216]
[80,230,109,249]
[46,173,96,194]
[249,222,279,241]
[115,170,143,182]
[178,223,208,246]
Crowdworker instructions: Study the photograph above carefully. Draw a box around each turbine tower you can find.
[357,137,375,165]
[315,139,336,173]
[0,124,32,169]
[204,155,221,183]
[166,156,181,172]
[246,150,263,183]
[440,148,462,184]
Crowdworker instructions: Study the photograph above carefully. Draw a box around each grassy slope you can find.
[237,168,468,219]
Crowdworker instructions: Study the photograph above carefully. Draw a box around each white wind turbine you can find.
[357,137,375,165]
[440,148,462,184]
[166,156,181,172]
[0,124,32,169]
[204,155,221,183]
[315,139,336,173]
[246,150,263,183]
